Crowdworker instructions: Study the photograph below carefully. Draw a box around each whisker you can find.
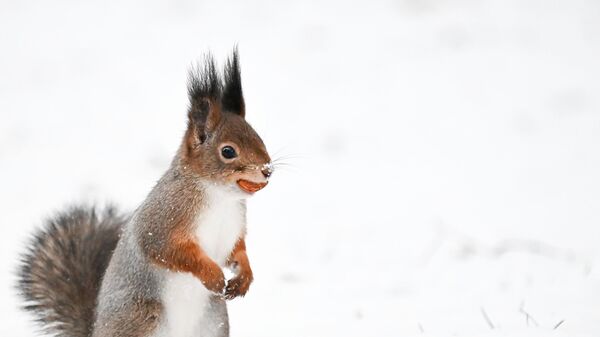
[270,146,300,159]
[270,165,298,174]
[271,162,293,168]
[270,158,296,166]
[270,147,287,158]
[272,153,305,161]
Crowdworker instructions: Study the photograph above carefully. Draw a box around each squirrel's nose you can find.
[261,164,273,179]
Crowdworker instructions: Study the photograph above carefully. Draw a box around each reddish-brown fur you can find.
[149,229,226,293]
[224,238,253,299]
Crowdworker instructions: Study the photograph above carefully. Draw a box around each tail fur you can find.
[17,206,127,337]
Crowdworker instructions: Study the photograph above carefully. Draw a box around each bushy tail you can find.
[17,206,127,337]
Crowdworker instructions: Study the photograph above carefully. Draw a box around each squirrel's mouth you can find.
[237,179,268,194]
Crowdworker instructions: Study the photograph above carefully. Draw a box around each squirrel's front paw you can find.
[195,263,225,294]
[224,271,253,300]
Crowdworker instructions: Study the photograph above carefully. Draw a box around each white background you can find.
[1,0,599,336]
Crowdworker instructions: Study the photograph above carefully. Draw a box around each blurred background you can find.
[1,0,599,336]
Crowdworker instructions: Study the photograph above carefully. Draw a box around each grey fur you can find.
[17,206,127,337]
[17,161,231,337]
[92,157,230,337]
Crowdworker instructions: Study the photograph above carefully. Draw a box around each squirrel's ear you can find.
[187,54,222,143]
[221,48,245,118]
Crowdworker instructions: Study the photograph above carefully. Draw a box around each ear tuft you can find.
[222,48,245,117]
[187,54,224,142]
[187,53,222,113]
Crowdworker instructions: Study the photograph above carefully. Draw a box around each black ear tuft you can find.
[187,54,222,141]
[222,48,245,117]
[188,53,222,108]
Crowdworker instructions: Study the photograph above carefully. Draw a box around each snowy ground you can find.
[1,0,599,336]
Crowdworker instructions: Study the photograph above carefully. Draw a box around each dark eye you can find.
[221,146,237,159]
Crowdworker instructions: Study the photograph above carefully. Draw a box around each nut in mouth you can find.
[237,179,268,193]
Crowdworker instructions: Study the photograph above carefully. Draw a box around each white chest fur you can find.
[158,184,246,337]
[195,185,246,266]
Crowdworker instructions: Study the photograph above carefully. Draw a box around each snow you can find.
[1,0,599,336]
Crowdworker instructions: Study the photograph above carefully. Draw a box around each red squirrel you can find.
[17,50,273,337]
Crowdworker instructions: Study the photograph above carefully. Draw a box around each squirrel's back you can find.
[17,206,127,337]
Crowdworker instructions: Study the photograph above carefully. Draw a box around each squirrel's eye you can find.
[221,146,237,159]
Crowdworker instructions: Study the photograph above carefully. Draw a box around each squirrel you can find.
[17,50,274,337]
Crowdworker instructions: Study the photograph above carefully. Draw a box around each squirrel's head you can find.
[181,50,272,196]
